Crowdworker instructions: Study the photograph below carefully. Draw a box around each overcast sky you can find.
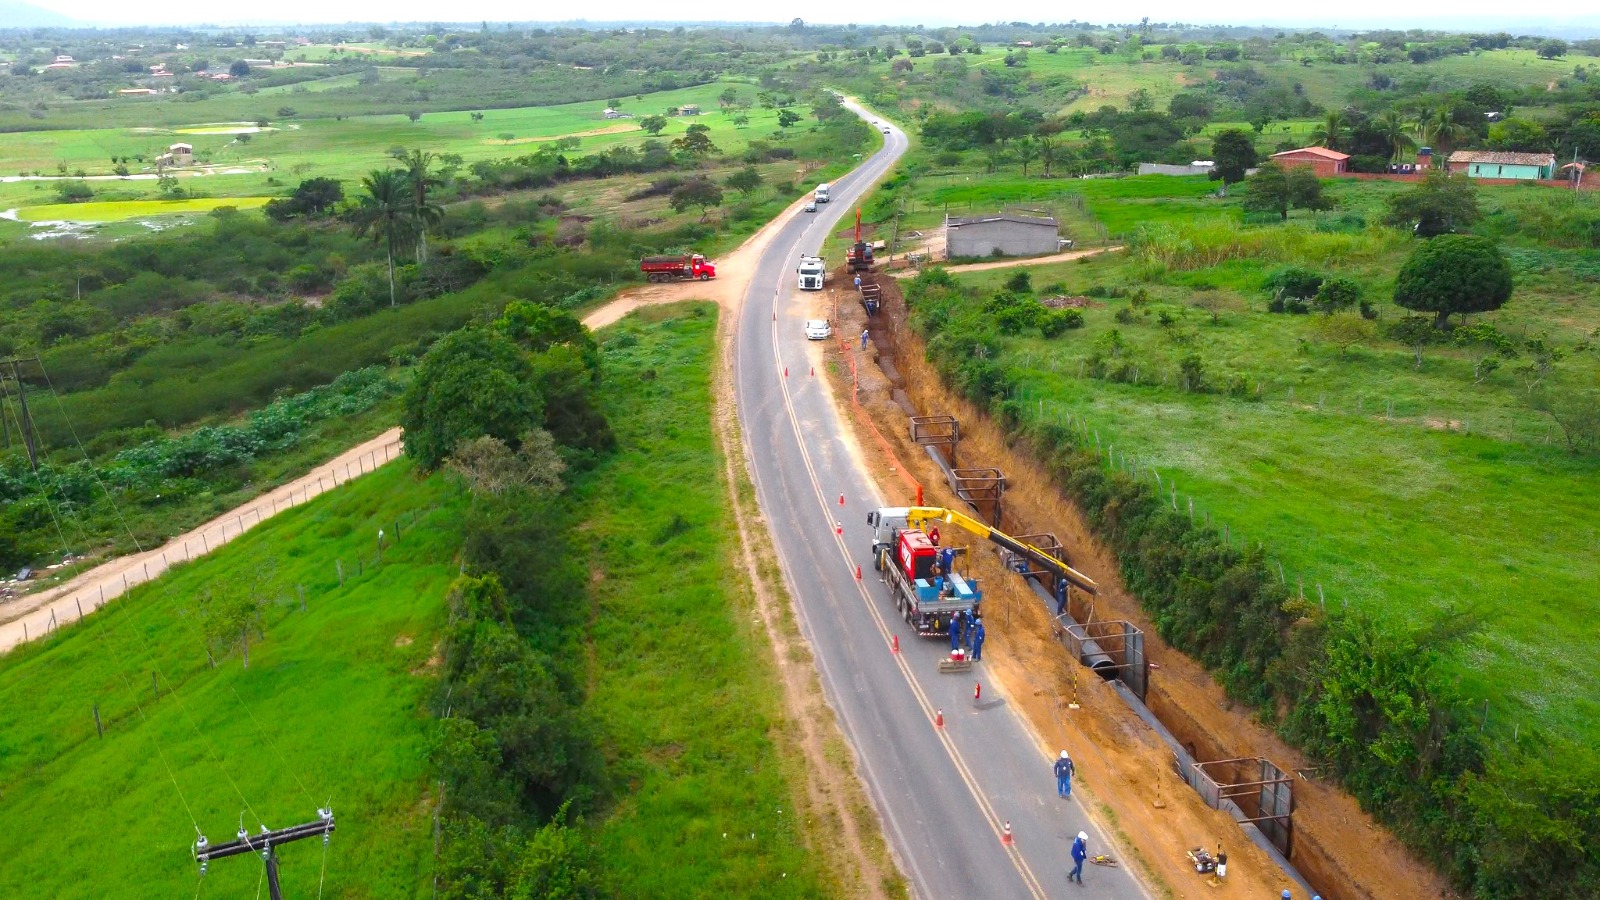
[22,0,1600,32]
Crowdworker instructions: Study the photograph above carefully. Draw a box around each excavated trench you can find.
[842,269,1451,900]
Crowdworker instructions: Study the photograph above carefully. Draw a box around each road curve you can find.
[733,103,1149,899]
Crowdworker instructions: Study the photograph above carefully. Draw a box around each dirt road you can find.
[0,429,403,654]
[888,245,1123,278]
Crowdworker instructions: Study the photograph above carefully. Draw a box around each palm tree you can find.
[1014,136,1040,177]
[351,169,414,308]
[1413,107,1469,159]
[392,149,442,263]
[1309,109,1347,151]
[1374,110,1416,163]
[1036,132,1060,177]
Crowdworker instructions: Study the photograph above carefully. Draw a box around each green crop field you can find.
[0,459,463,898]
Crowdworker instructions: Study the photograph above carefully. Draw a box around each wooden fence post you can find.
[94,704,103,738]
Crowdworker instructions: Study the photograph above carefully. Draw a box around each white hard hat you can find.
[1078,831,1087,841]
[1060,750,1069,759]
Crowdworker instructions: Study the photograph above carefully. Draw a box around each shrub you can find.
[1313,276,1362,314]
[1039,308,1083,337]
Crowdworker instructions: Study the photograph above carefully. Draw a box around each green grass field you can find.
[930,217,1600,741]
[0,80,797,211]
[0,302,852,896]
[579,303,831,894]
[0,459,462,898]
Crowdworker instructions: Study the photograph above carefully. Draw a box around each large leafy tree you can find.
[1243,162,1331,221]
[1209,129,1258,194]
[402,327,543,469]
[669,177,723,221]
[350,168,414,308]
[1393,234,1513,329]
[1382,170,1481,237]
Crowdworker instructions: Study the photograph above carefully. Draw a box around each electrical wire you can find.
[23,359,274,830]
[35,362,147,554]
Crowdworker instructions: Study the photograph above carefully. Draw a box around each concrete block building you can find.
[1447,150,1556,180]
[1269,146,1350,177]
[945,212,1061,259]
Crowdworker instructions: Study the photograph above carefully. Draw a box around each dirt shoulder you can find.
[816,272,1450,900]
[888,246,1123,278]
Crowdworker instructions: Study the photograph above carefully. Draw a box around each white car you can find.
[881,126,891,134]
[804,200,818,212]
[804,319,832,340]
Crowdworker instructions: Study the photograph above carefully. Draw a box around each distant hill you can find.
[0,1,79,28]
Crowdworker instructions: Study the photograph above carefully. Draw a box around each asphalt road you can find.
[733,103,1149,900]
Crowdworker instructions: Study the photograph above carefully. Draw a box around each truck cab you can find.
[797,256,826,291]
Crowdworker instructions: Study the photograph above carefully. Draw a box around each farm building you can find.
[1447,150,1556,180]
[1269,146,1350,177]
[945,212,1062,259]
[679,104,701,116]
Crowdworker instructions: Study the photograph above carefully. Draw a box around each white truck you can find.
[797,255,826,291]
[814,183,831,203]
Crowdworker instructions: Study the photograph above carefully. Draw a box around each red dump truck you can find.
[639,253,716,282]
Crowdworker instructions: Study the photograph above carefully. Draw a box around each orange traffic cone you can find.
[891,634,899,654]
[934,708,944,728]
[1001,821,1013,846]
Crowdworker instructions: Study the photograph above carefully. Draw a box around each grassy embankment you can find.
[0,304,847,895]
[0,459,460,897]
[579,304,837,894]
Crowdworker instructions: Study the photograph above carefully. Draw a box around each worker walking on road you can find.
[972,618,986,661]
[1069,831,1088,885]
[1054,751,1075,798]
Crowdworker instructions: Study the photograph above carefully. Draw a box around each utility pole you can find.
[1,357,41,470]
[194,808,334,900]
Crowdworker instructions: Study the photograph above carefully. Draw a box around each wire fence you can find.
[0,436,405,654]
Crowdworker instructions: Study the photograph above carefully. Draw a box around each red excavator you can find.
[845,207,875,273]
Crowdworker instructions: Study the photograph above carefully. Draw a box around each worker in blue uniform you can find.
[971,619,986,661]
[1069,831,1087,885]
[949,608,963,651]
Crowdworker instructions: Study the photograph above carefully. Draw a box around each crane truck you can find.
[866,506,1098,635]
[797,255,826,291]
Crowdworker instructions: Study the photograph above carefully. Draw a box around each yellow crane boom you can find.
[903,506,1098,595]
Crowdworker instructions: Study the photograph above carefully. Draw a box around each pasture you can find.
[928,204,1600,742]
